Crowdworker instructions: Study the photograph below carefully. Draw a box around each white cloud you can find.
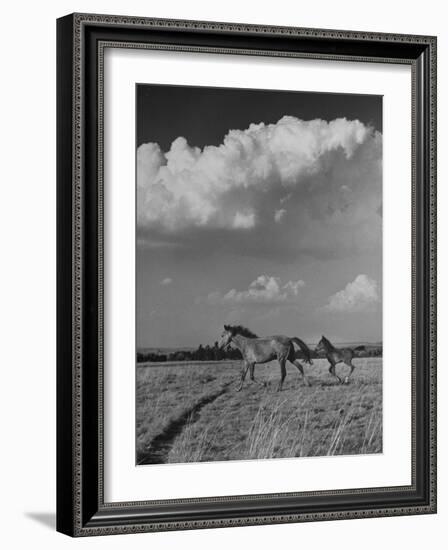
[274,208,287,223]
[233,211,256,229]
[137,116,376,233]
[160,277,173,286]
[322,274,379,313]
[283,280,306,295]
[207,275,305,305]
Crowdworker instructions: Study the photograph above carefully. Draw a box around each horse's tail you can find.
[291,337,313,365]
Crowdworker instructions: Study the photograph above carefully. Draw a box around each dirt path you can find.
[138,382,233,464]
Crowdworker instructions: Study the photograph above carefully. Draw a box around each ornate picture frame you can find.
[57,13,436,537]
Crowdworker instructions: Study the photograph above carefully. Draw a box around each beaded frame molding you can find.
[56,13,437,537]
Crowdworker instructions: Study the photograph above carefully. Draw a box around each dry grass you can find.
[136,358,382,465]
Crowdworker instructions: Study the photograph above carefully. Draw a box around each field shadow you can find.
[25,512,56,530]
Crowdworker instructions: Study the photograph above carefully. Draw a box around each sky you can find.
[136,84,382,348]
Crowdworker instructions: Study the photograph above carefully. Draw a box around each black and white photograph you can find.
[135,84,383,465]
[51,6,438,540]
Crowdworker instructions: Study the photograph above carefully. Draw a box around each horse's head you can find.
[218,325,233,349]
[315,336,326,354]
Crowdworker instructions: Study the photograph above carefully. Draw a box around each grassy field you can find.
[136,358,382,465]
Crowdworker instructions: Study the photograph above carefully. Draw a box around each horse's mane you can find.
[224,324,258,338]
[320,335,335,350]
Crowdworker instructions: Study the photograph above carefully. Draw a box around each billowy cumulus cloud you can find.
[322,274,379,313]
[137,116,382,264]
[207,275,305,305]
[274,208,287,223]
[138,116,381,236]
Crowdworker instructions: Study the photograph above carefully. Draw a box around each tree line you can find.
[137,342,240,363]
[137,342,382,363]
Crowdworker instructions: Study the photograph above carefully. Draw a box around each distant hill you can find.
[138,346,196,355]
[139,342,383,352]
[310,341,382,347]
[137,341,382,363]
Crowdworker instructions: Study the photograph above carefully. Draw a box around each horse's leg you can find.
[291,360,311,386]
[249,362,265,387]
[343,362,355,384]
[328,362,342,383]
[236,361,251,392]
[277,358,287,391]
[249,362,255,381]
